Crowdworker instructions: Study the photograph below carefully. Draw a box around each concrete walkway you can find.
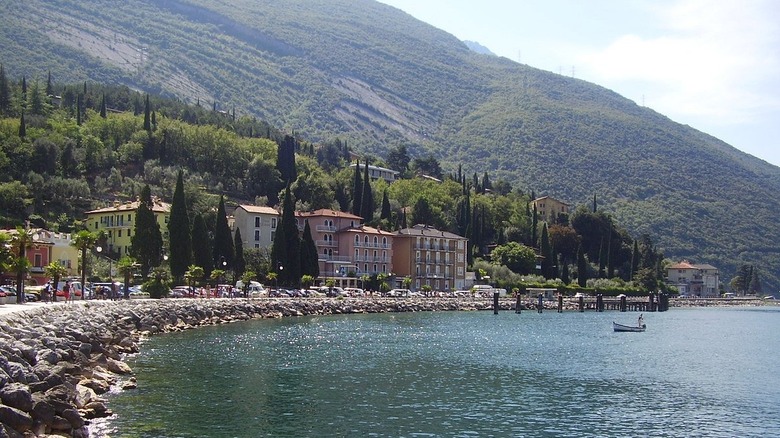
[0,300,70,316]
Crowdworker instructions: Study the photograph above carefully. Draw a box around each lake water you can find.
[93,306,780,437]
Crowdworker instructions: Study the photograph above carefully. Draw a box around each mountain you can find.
[463,41,496,56]
[1,0,779,292]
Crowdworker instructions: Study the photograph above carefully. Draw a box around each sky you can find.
[378,0,780,167]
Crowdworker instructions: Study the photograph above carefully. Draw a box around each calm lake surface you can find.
[93,306,780,437]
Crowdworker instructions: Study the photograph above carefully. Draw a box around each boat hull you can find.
[613,322,646,332]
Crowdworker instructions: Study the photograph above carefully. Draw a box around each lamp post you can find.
[221,257,228,297]
[277,263,283,292]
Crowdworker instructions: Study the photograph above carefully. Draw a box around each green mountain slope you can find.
[1,0,778,291]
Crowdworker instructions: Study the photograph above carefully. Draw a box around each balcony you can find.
[315,240,337,247]
[316,225,337,233]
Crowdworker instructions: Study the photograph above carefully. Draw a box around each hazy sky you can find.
[378,0,780,167]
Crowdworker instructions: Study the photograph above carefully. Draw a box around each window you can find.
[34,254,42,267]
[254,230,260,241]
[373,236,378,246]
[382,237,388,246]
[118,230,122,237]
[457,267,464,275]
[255,244,259,248]
[127,230,132,237]
[128,214,132,222]
[355,235,360,245]
[255,217,260,227]
[271,218,277,229]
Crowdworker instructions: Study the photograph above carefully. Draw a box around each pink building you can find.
[295,209,393,283]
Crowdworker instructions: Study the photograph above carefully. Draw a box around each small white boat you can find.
[613,321,646,332]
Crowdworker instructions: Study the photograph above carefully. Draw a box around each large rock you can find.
[0,406,33,433]
[105,357,132,375]
[0,383,33,412]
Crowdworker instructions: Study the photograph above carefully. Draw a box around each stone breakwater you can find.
[0,297,497,437]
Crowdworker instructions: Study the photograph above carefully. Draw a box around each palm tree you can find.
[116,256,139,299]
[185,265,205,297]
[71,230,99,300]
[11,226,38,303]
[44,260,68,302]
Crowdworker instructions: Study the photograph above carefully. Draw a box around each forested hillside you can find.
[0,0,778,291]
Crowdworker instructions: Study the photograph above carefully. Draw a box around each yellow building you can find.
[84,199,171,259]
[530,196,570,223]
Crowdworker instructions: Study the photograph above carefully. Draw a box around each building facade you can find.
[392,224,468,292]
[349,162,399,183]
[530,196,570,223]
[233,205,279,249]
[0,228,53,287]
[84,198,171,259]
[336,225,394,278]
[295,209,364,280]
[667,260,720,297]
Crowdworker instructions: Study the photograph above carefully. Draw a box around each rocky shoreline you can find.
[0,296,772,437]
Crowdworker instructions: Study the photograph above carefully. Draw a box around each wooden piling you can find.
[493,292,499,315]
[620,295,627,312]
[538,294,543,313]
[596,294,603,312]
[557,295,563,313]
[578,295,584,312]
[515,293,522,314]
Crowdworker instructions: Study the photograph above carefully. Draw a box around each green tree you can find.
[0,64,10,116]
[44,260,68,302]
[576,244,588,288]
[386,144,410,174]
[539,223,553,279]
[71,229,99,301]
[99,93,107,118]
[143,94,151,132]
[360,161,374,222]
[131,185,163,278]
[168,170,192,283]
[18,112,26,138]
[185,264,205,293]
[300,220,319,279]
[212,195,234,270]
[116,255,139,299]
[272,184,300,286]
[191,213,213,277]
[233,227,246,281]
[352,159,363,216]
[490,242,537,274]
[411,197,434,226]
[380,189,391,221]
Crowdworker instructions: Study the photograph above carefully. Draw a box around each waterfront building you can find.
[530,196,570,223]
[233,205,280,249]
[0,228,53,287]
[667,260,720,297]
[392,224,468,292]
[84,198,171,259]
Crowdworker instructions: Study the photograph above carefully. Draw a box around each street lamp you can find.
[95,245,112,280]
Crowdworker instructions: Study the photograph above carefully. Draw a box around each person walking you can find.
[63,281,72,303]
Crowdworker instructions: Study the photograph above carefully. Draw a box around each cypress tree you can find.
[380,189,391,221]
[0,64,10,115]
[191,213,213,277]
[233,228,245,281]
[76,94,82,126]
[21,77,27,95]
[630,239,639,281]
[279,185,301,286]
[99,93,107,118]
[276,135,297,183]
[531,204,538,247]
[168,170,192,283]
[561,257,571,285]
[131,185,163,279]
[576,244,588,288]
[300,220,319,278]
[45,71,53,96]
[143,94,151,132]
[540,223,553,279]
[360,161,374,222]
[606,230,614,278]
[212,195,235,270]
[593,194,597,213]
[351,159,363,216]
[597,237,606,278]
[18,112,25,138]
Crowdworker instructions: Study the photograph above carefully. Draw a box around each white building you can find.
[667,260,720,297]
[233,205,280,249]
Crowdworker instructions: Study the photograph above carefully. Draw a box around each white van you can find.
[236,280,266,297]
